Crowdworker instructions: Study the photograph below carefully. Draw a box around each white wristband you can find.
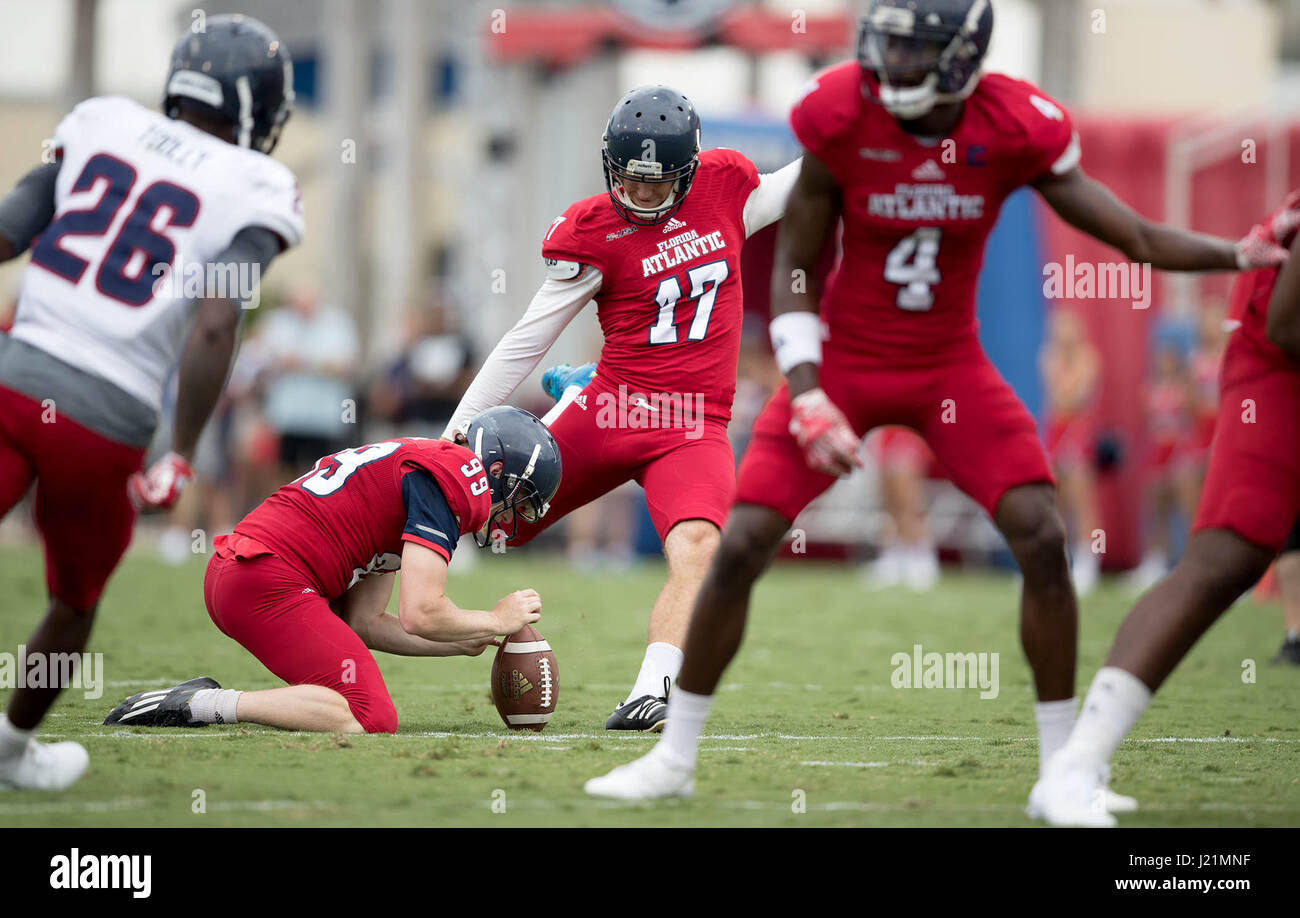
[769,311,823,375]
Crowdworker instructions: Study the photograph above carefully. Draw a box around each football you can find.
[490,624,558,731]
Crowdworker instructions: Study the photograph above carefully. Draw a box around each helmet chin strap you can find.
[613,178,678,222]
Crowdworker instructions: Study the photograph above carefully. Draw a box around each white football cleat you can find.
[584,745,695,800]
[1026,758,1116,827]
[0,738,89,791]
[1098,764,1138,813]
[1027,777,1135,820]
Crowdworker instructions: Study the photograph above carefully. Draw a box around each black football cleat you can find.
[605,677,670,732]
[104,677,220,727]
[1273,636,1300,666]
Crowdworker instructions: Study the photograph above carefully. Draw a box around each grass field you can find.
[2,543,1298,827]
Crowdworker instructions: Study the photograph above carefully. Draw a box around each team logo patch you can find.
[606,226,636,241]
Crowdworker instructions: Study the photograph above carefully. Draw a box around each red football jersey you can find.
[792,62,1079,361]
[541,148,761,423]
[1226,189,1300,357]
[234,437,491,598]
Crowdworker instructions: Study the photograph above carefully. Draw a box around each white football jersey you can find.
[11,96,304,412]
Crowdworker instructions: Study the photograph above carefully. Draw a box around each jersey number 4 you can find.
[649,259,729,345]
[884,228,942,311]
[30,152,200,307]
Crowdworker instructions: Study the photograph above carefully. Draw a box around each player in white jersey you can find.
[0,15,303,791]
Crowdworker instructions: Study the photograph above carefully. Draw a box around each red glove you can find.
[788,388,862,477]
[1235,206,1300,269]
[127,452,194,512]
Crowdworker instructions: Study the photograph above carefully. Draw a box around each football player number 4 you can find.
[649,259,729,345]
[885,228,942,311]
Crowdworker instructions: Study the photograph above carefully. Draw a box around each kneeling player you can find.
[103,407,560,734]
[1034,194,1300,825]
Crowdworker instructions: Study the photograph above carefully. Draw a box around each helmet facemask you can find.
[858,3,987,120]
[602,148,698,226]
[473,448,554,547]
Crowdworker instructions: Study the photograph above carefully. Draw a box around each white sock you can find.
[625,642,683,705]
[0,715,32,760]
[1034,697,1077,775]
[660,688,713,768]
[188,689,242,725]
[1062,667,1153,768]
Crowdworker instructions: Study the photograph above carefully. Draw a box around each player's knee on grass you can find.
[339,685,398,734]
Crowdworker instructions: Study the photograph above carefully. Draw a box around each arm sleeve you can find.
[442,268,602,436]
[204,225,282,310]
[0,161,60,254]
[400,470,462,561]
[742,157,802,238]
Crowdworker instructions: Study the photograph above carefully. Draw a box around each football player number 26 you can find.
[884,228,942,311]
[30,153,200,307]
[649,259,729,345]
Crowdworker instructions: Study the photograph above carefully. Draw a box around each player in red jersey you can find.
[101,408,561,734]
[587,0,1295,801]
[1034,190,1300,824]
[444,85,800,731]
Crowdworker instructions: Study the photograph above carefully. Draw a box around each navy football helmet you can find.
[857,0,993,120]
[602,85,701,226]
[463,407,562,545]
[163,14,294,154]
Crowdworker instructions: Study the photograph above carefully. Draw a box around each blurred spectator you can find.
[1041,309,1102,595]
[259,282,360,481]
[1127,325,1197,593]
[862,427,939,592]
[366,297,475,439]
[1182,300,1228,500]
[729,324,781,459]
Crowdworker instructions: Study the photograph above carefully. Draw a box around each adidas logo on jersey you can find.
[911,160,946,181]
[662,216,688,233]
[574,394,588,411]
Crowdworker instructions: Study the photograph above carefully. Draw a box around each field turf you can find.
[1,545,1298,827]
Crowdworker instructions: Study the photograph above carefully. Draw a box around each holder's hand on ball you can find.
[493,589,541,635]
[451,635,499,657]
